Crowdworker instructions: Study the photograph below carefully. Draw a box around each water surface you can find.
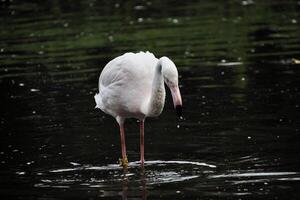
[1,0,300,199]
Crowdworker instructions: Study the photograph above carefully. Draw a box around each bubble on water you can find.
[247,136,251,140]
[19,83,24,87]
[27,161,34,165]
[108,35,114,42]
[134,5,146,10]
[221,59,226,63]
[221,71,225,75]
[30,88,39,92]
[16,171,25,175]
[172,19,179,24]
[137,18,143,23]
[291,19,297,24]
[241,77,245,81]
[176,124,180,128]
[70,162,81,166]
[0,48,4,52]
[241,0,254,6]
[115,3,120,8]
[63,23,69,27]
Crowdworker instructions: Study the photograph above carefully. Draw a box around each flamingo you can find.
[94,51,182,168]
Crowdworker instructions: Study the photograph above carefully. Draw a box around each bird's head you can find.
[160,57,183,118]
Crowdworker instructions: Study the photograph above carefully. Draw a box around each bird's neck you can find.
[147,61,166,117]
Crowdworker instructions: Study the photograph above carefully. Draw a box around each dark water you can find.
[1,0,300,199]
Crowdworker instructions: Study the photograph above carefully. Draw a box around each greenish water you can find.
[1,0,300,199]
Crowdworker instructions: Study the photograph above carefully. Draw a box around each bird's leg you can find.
[119,124,128,168]
[140,120,145,167]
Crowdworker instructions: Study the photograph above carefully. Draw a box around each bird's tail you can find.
[94,93,102,109]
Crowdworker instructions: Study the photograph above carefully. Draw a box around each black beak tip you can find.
[175,105,182,118]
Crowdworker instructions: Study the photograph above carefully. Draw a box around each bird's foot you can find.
[119,157,129,168]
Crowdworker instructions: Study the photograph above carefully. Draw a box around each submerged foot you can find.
[119,157,129,168]
[140,159,145,168]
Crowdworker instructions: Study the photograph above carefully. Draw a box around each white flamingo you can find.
[94,51,182,167]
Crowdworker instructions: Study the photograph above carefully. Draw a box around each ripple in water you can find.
[34,160,216,188]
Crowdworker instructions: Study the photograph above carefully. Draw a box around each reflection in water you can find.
[122,168,148,200]
[122,168,129,200]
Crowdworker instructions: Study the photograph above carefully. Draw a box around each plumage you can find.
[95,51,182,167]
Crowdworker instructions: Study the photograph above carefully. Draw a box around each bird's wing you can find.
[99,52,157,88]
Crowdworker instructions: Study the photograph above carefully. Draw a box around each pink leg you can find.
[119,124,127,165]
[140,120,145,166]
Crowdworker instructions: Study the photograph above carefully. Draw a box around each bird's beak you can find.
[170,85,182,117]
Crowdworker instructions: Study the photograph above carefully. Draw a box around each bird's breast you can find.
[148,86,166,117]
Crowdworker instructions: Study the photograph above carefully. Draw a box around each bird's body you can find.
[95,51,182,167]
[95,52,164,120]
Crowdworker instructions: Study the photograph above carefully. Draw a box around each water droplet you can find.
[247,136,251,139]
[177,124,180,128]
[16,171,25,175]
[241,77,245,81]
[137,18,143,23]
[221,71,225,75]
[291,19,297,24]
